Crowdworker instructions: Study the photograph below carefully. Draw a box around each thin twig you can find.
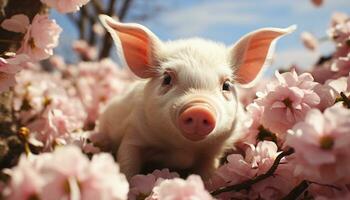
[91,0,104,14]
[340,92,350,108]
[99,0,118,59]
[280,180,309,200]
[211,148,295,196]
[308,181,342,191]
[118,0,133,20]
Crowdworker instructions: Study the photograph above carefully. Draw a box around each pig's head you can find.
[100,15,295,143]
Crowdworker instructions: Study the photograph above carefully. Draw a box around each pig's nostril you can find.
[203,119,209,125]
[185,118,193,124]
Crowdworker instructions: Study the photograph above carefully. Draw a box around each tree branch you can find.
[340,92,350,108]
[211,148,295,196]
[281,180,309,200]
[98,0,117,59]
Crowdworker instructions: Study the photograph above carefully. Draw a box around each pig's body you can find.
[99,87,237,178]
[97,15,295,179]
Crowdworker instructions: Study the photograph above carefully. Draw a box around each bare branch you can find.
[91,0,104,14]
[281,180,309,200]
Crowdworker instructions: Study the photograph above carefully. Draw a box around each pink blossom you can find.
[4,146,129,200]
[310,0,323,7]
[301,32,318,51]
[72,40,97,60]
[14,69,87,150]
[18,14,62,61]
[286,104,350,184]
[256,70,320,135]
[75,59,133,127]
[236,102,285,147]
[0,14,29,33]
[148,175,214,200]
[41,0,90,13]
[129,169,179,200]
[210,141,296,199]
[330,12,349,28]
[237,78,269,107]
[4,156,45,200]
[0,54,29,92]
[80,153,129,200]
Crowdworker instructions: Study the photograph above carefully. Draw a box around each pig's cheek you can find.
[222,91,234,101]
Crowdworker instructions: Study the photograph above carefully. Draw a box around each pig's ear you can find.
[99,14,162,78]
[230,25,296,87]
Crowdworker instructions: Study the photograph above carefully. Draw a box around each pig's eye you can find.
[162,73,172,85]
[222,81,232,91]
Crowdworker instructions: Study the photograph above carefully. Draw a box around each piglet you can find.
[97,14,295,179]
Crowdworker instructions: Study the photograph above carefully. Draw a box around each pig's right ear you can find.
[229,25,296,87]
[99,15,162,78]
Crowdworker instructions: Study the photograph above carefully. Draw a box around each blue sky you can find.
[54,0,350,74]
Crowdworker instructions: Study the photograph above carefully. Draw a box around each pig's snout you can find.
[178,103,216,141]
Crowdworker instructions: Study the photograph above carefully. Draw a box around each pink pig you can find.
[97,15,295,179]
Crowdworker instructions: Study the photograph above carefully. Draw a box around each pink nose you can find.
[178,105,216,141]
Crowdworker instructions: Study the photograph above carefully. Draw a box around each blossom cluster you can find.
[1,2,350,200]
[0,0,90,93]
[3,146,129,200]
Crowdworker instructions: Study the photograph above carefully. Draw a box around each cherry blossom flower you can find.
[3,156,45,200]
[301,32,318,51]
[330,12,349,28]
[286,104,350,184]
[18,14,62,61]
[4,146,129,200]
[311,0,323,7]
[0,54,29,92]
[209,141,297,199]
[41,0,90,13]
[0,14,29,33]
[147,175,214,200]
[256,70,320,135]
[129,169,179,200]
[74,59,133,127]
[72,40,97,60]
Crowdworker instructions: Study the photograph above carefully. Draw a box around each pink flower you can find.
[286,104,350,184]
[301,32,318,51]
[0,14,29,33]
[311,0,323,7]
[75,59,133,127]
[129,169,179,200]
[4,156,45,200]
[209,141,296,199]
[13,68,87,150]
[256,70,320,135]
[237,103,280,146]
[4,146,129,200]
[330,12,349,28]
[0,54,29,92]
[18,14,62,61]
[41,0,90,13]
[79,153,129,200]
[72,40,97,60]
[148,175,214,200]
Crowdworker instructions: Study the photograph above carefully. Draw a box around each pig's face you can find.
[143,39,238,142]
[99,15,295,143]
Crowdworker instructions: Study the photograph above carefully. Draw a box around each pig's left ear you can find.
[230,25,296,86]
[99,15,162,78]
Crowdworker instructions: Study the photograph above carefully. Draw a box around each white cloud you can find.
[158,0,263,37]
[270,48,320,72]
